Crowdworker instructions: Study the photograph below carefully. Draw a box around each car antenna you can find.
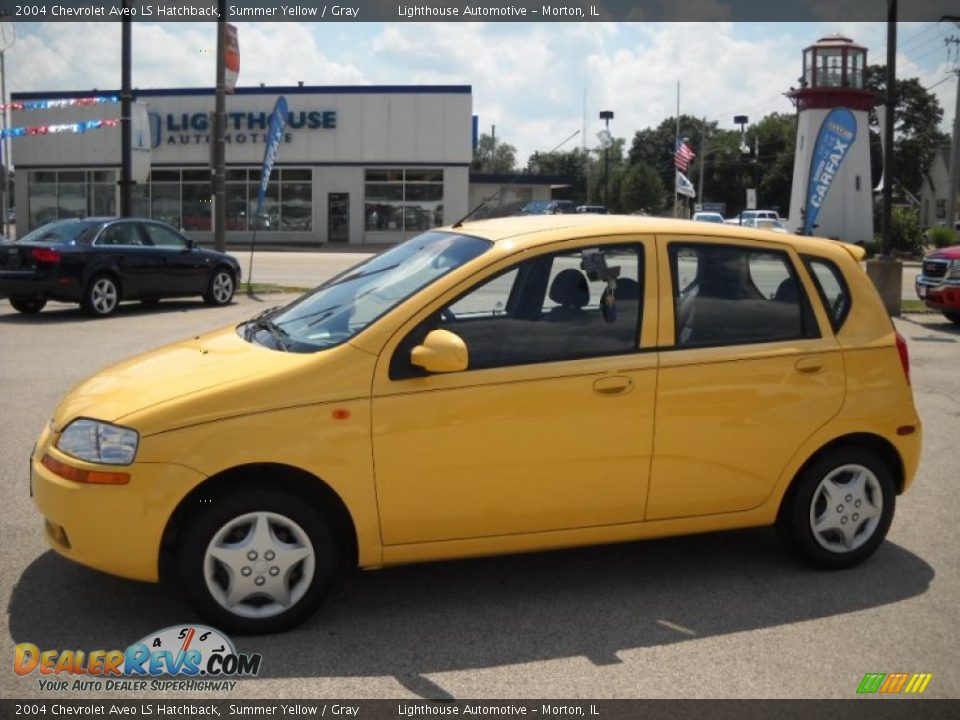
[451,129,581,229]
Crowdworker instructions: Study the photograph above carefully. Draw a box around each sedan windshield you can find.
[247,231,492,352]
[18,219,98,245]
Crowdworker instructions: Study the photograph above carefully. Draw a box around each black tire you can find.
[81,274,121,317]
[203,267,236,306]
[943,311,960,326]
[177,488,339,634]
[776,446,896,569]
[9,295,47,314]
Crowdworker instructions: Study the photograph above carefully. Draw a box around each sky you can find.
[6,21,959,162]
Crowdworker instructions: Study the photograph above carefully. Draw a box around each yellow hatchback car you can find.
[31,216,921,633]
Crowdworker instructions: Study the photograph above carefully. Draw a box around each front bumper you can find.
[915,274,960,310]
[30,427,206,583]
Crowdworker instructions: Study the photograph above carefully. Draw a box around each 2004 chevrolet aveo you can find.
[31,216,922,633]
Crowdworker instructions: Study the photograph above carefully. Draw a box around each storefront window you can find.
[27,172,57,229]
[282,181,312,231]
[365,168,444,237]
[182,181,212,231]
[151,183,180,229]
[226,183,248,231]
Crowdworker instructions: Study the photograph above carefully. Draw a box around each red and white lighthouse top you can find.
[786,34,879,112]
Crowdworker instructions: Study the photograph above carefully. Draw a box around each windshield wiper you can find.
[254,317,290,351]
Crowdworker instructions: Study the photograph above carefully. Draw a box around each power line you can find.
[899,22,942,51]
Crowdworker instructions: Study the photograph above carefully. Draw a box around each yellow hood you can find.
[52,326,334,433]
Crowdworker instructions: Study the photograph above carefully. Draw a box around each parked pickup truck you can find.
[916,244,960,325]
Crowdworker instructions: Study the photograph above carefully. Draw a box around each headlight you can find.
[56,419,139,465]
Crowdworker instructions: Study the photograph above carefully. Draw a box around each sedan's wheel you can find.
[82,275,120,317]
[178,490,338,634]
[776,447,895,569]
[9,295,47,314]
[943,311,960,326]
[204,268,235,306]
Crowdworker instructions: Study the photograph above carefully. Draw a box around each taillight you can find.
[31,248,61,263]
[895,331,910,385]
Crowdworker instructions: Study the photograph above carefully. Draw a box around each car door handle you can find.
[795,357,824,374]
[593,376,634,396]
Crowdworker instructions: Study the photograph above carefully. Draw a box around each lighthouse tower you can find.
[786,34,878,243]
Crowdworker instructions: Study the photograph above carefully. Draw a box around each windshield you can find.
[248,231,492,352]
[19,220,98,245]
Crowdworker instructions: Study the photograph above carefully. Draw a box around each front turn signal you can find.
[41,453,130,485]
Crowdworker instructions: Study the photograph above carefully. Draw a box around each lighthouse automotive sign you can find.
[803,108,857,236]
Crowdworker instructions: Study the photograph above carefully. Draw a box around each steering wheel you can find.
[440,307,458,323]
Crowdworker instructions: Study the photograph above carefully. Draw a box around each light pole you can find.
[599,110,614,208]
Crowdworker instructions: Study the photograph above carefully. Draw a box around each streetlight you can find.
[599,110,614,208]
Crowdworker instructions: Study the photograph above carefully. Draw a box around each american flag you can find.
[675,138,696,172]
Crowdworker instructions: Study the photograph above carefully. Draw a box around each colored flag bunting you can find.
[675,138,696,172]
[1,119,121,139]
[1,95,120,112]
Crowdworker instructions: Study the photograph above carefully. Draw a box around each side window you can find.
[670,243,818,348]
[803,255,851,332]
[392,244,644,377]
[97,223,143,247]
[143,223,187,248]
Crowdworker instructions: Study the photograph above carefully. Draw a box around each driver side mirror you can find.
[410,329,468,374]
[184,238,196,250]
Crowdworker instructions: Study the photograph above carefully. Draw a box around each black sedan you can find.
[0,218,241,317]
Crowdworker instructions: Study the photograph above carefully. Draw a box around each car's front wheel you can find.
[776,446,895,569]
[943,310,960,326]
[82,275,121,317]
[178,489,338,634]
[9,295,47,314]
[204,268,235,306]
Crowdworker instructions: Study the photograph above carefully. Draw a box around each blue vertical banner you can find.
[803,108,857,235]
[255,96,289,223]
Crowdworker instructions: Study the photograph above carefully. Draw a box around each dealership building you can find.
[12,84,482,246]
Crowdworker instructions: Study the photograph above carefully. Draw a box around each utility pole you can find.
[0,23,14,237]
[866,0,902,317]
[697,116,707,206]
[946,29,960,238]
[212,0,227,251]
[880,1,896,257]
[119,3,132,217]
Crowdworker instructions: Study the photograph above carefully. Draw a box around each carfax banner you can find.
[802,107,857,236]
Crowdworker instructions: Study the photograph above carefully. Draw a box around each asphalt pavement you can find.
[0,271,957,700]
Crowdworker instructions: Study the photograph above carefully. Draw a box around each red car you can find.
[916,245,960,325]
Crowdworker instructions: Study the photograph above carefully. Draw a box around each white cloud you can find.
[5,20,952,164]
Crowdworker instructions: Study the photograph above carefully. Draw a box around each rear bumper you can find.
[0,270,82,301]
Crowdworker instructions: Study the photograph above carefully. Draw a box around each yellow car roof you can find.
[449,214,866,261]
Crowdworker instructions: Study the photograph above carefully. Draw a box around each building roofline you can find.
[11,85,473,101]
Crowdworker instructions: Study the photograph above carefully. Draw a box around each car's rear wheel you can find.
[776,446,895,569]
[178,489,338,634]
[943,311,960,326]
[204,268,235,306]
[9,295,47,314]
[82,275,120,317]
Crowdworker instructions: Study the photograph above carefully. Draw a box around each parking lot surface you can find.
[1,290,958,700]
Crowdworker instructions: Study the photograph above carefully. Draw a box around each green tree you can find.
[619,161,666,215]
[865,65,951,196]
[473,133,517,173]
[527,148,591,203]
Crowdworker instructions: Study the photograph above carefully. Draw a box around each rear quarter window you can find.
[802,255,851,332]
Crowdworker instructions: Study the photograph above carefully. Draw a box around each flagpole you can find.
[674,81,680,218]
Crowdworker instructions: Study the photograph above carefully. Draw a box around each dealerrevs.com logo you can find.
[14,625,261,692]
[856,672,933,695]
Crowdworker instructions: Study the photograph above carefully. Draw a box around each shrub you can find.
[890,206,923,256]
[929,225,956,249]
